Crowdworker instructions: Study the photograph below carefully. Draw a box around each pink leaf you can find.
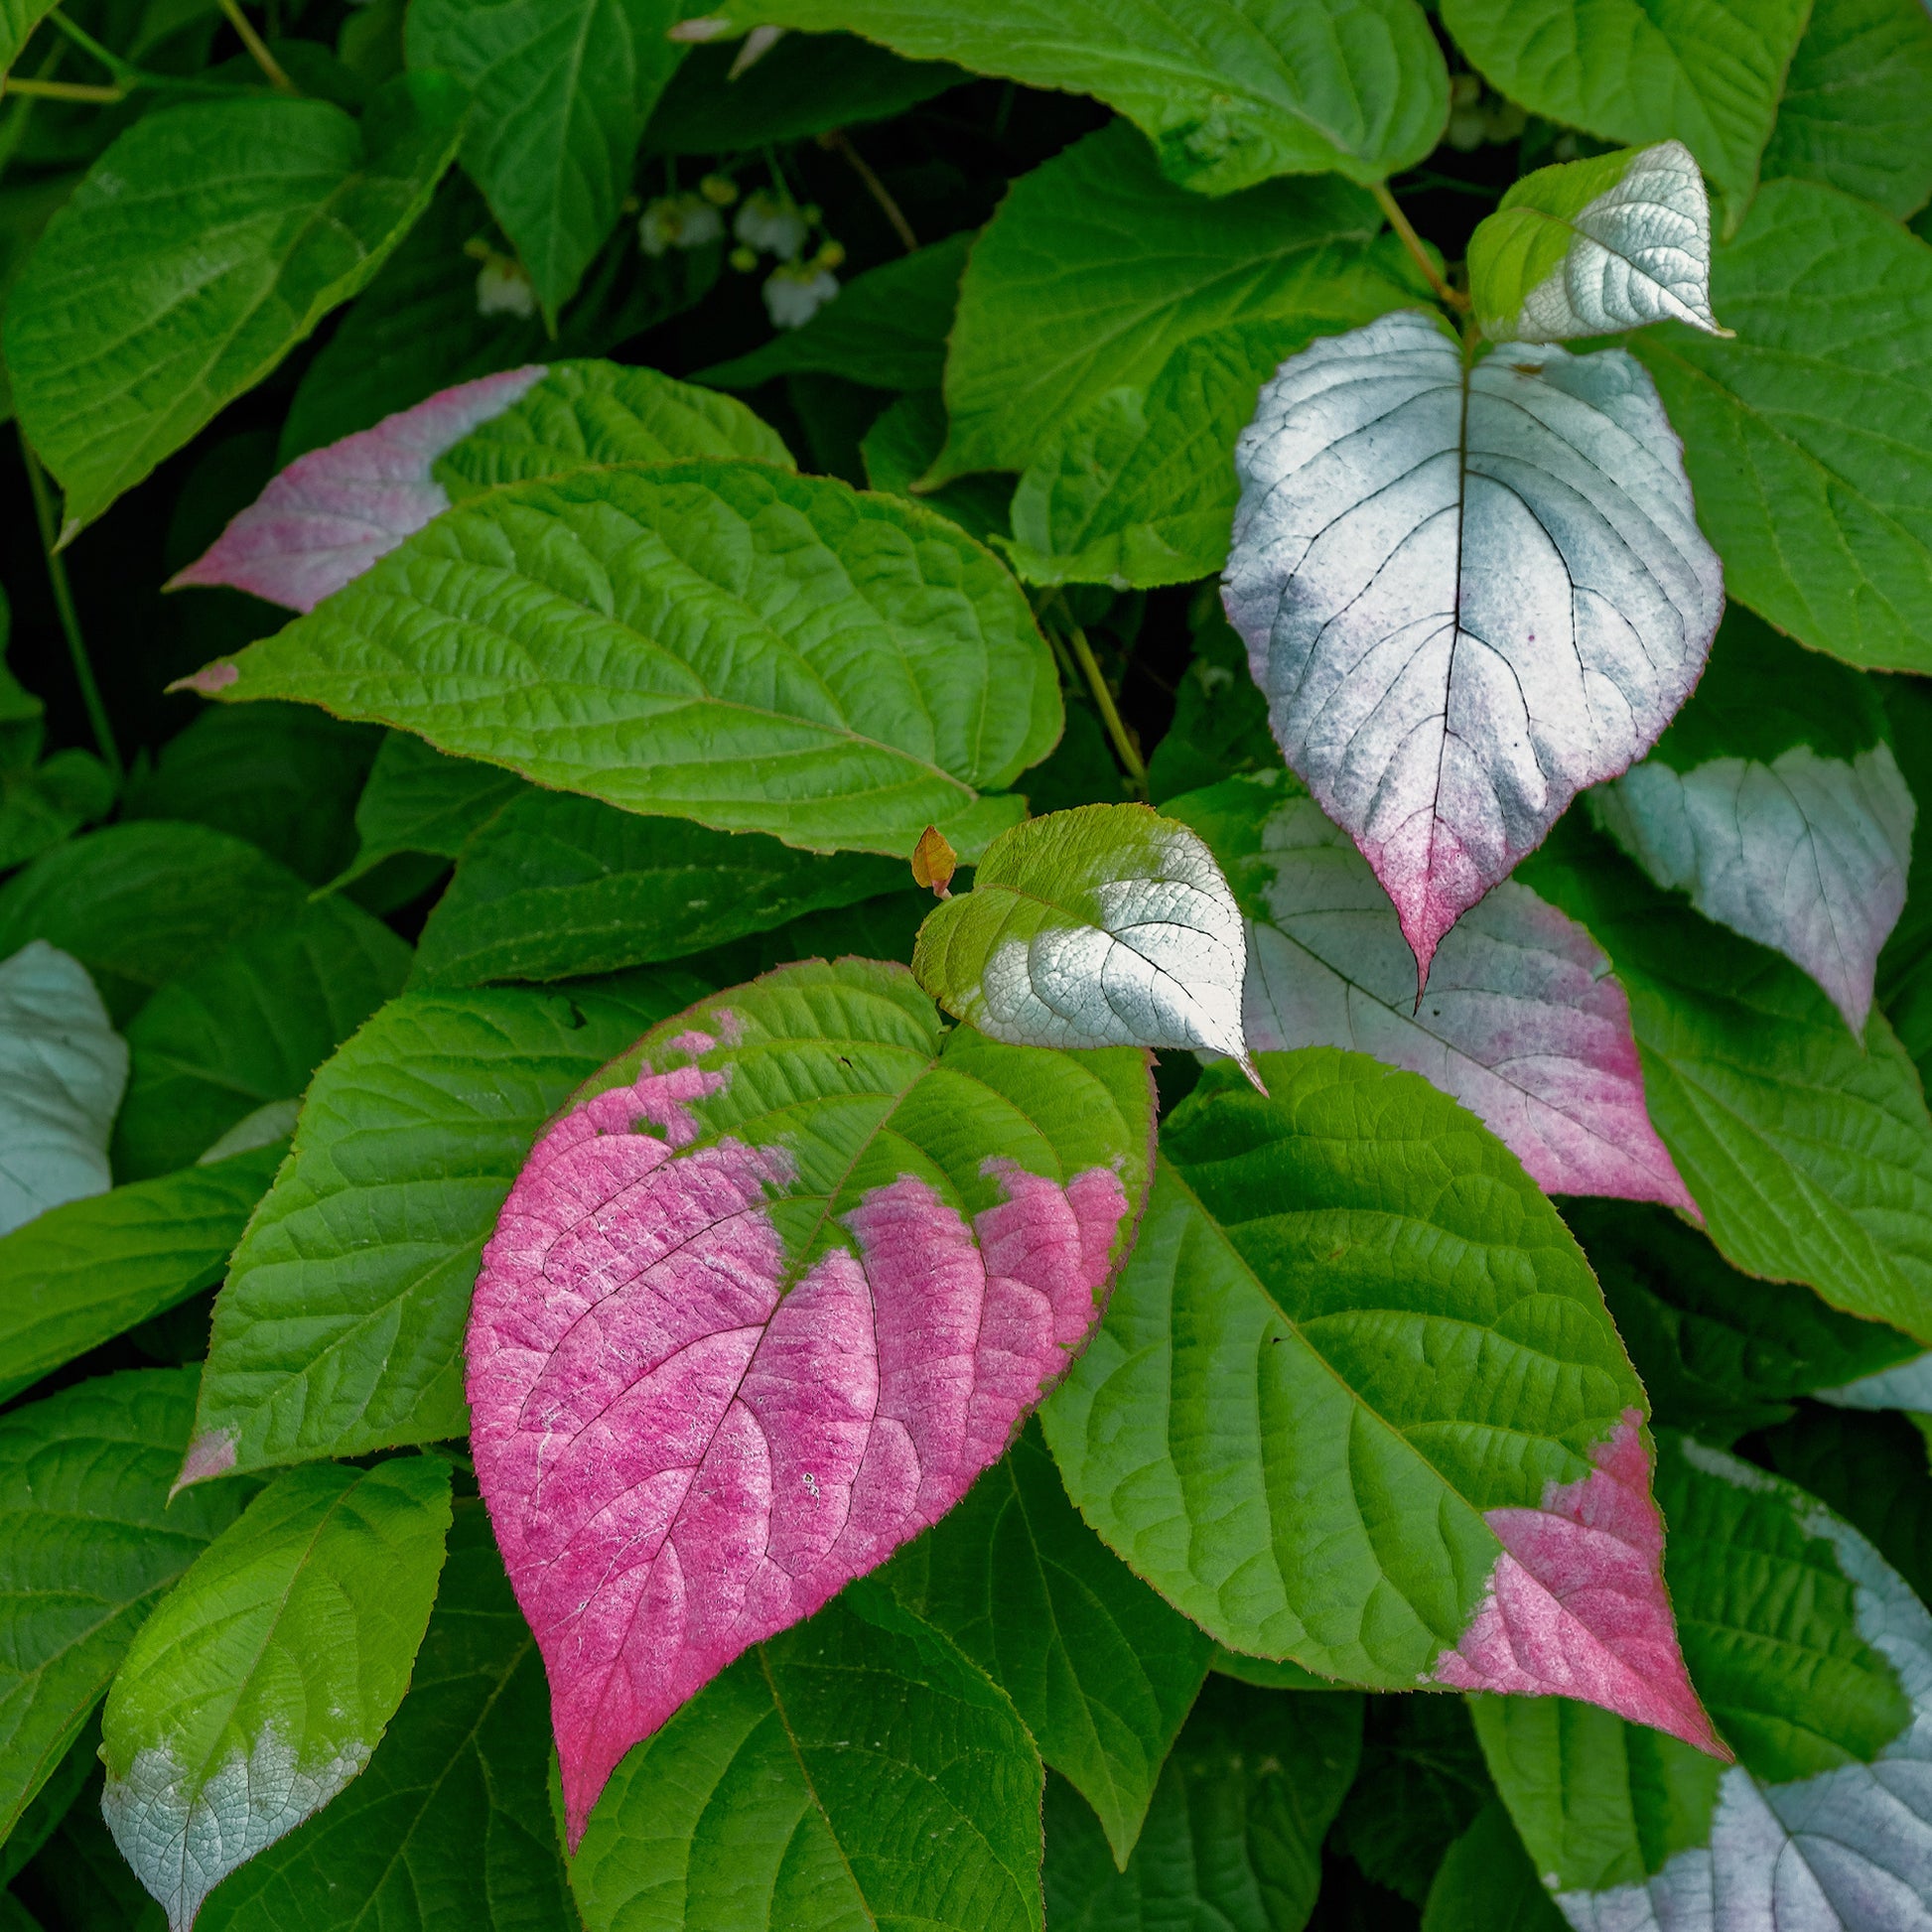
[1433,1411,1729,1758]
[467,1020,1132,1845]
[169,368,545,613]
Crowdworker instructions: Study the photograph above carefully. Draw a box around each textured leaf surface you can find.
[114,898,410,1181]
[1041,1048,1719,1752]
[1525,820,1932,1344]
[1169,772,1688,1205]
[1224,310,1723,983]
[1589,613,1915,1032]
[1467,141,1723,344]
[0,1146,284,1405]
[697,0,1447,193]
[1476,1437,1932,1930]
[4,81,465,534]
[338,733,528,887]
[891,1421,1213,1865]
[1631,179,1932,674]
[195,462,1059,861]
[1760,0,1932,219]
[0,1371,250,1843]
[1042,1680,1361,1929]
[0,941,126,1237]
[102,1457,453,1932]
[1440,0,1810,224]
[413,789,899,987]
[405,0,683,316]
[913,802,1255,1074]
[569,1583,1043,1931]
[195,1499,573,1932]
[184,972,704,1480]
[926,121,1425,484]
[469,959,1153,1838]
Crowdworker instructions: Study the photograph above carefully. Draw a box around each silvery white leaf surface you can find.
[1223,309,1724,986]
[0,938,127,1235]
[1589,741,1913,1034]
[1819,1352,1932,1415]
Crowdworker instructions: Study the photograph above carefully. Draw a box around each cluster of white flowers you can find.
[721,189,843,329]
[472,249,536,321]
[637,175,738,258]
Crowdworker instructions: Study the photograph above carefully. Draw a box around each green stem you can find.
[20,434,120,780]
[216,0,296,91]
[1370,180,1468,313]
[1064,620,1148,799]
[44,11,137,80]
[1,75,123,99]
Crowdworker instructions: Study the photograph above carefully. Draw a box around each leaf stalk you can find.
[1371,180,1469,314]
[1062,618,1149,799]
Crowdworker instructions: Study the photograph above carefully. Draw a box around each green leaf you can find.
[194,1498,572,1932]
[889,1420,1214,1867]
[21,1772,165,1932]
[1146,594,1280,805]
[700,231,968,393]
[0,823,313,1025]
[185,971,707,1478]
[913,802,1255,1071]
[114,898,411,1180]
[696,0,1448,195]
[201,462,1060,862]
[0,1714,97,1886]
[412,788,900,988]
[1760,0,1932,220]
[0,750,116,875]
[1440,0,1810,227]
[0,1145,284,1405]
[1329,1698,1493,1907]
[1564,1199,1921,1442]
[1465,141,1724,343]
[101,1456,454,1931]
[336,733,528,889]
[923,121,1426,484]
[568,1583,1044,1932]
[405,0,682,317]
[0,0,58,83]
[0,1369,253,1843]
[1041,1049,1715,1753]
[5,79,465,536]
[861,389,1014,547]
[1630,178,1932,674]
[1522,818,1932,1345]
[1041,1679,1361,1931]
[1420,1801,1565,1932]
[1003,321,1320,591]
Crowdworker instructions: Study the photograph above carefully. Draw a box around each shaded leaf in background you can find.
[1420,1802,1565,1932]
[1043,1680,1362,1931]
[1588,611,1915,1033]
[1146,594,1280,804]
[0,823,312,1025]
[404,0,683,317]
[1169,771,1690,1205]
[413,789,899,987]
[20,1769,164,1932]
[0,1715,96,1887]
[0,0,58,86]
[1042,1049,1721,1751]
[1564,1199,1920,1442]
[1759,0,1932,219]
[568,1584,1044,1932]
[1440,0,1809,226]
[5,79,465,535]
[924,121,1425,484]
[1465,140,1724,343]
[1633,178,1932,675]
[912,801,1256,1075]
[0,1370,251,1842]
[1879,672,1932,1076]
[193,462,1061,862]
[334,733,527,890]
[1524,818,1932,1345]
[860,389,1014,547]
[183,970,704,1481]
[102,1457,453,1932]
[195,1499,572,1932]
[891,1420,1213,1866]
[695,0,1448,195]
[0,940,125,1237]
[1224,309,1724,985]
[1329,1698,1492,1908]
[0,1145,284,1405]
[467,959,1153,1838]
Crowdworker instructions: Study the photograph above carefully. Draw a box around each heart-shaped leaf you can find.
[1167,771,1690,1205]
[465,959,1154,1841]
[1468,140,1725,343]
[1041,1048,1724,1756]
[1223,309,1725,984]
[912,803,1257,1079]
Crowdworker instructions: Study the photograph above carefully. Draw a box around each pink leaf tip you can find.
[165,662,239,697]
[171,1429,236,1498]
[1432,1411,1727,1759]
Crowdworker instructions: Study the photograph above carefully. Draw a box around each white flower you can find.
[476,258,536,319]
[638,195,726,257]
[763,263,839,330]
[736,189,810,262]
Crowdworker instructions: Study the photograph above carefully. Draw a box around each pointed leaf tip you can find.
[911,823,957,897]
[165,662,239,697]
